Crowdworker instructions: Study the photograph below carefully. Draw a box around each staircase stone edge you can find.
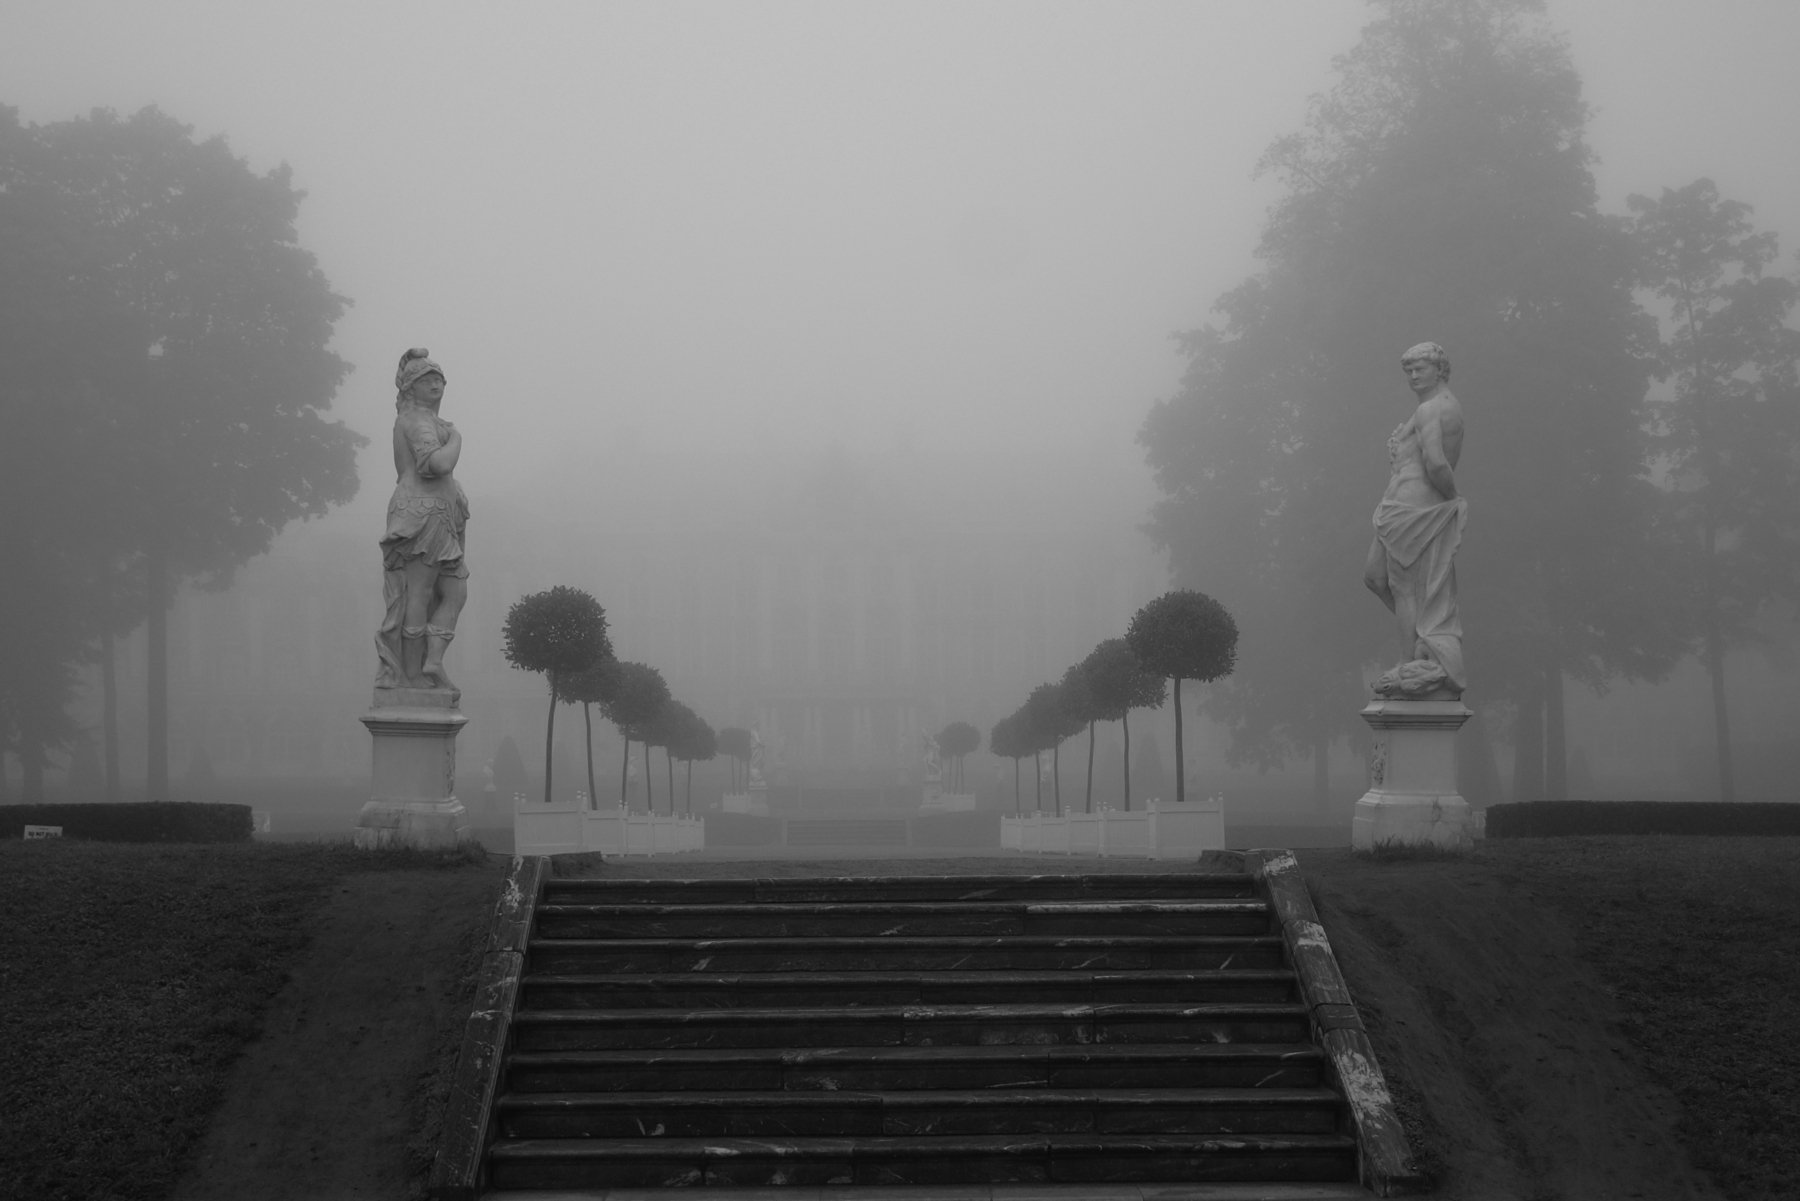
[1246,849,1424,1198]
[430,854,551,1201]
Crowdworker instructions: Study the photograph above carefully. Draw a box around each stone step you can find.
[504,1043,1328,1095]
[533,899,1272,940]
[484,1132,1360,1191]
[510,1002,1312,1053]
[480,1184,1376,1201]
[540,873,1259,906]
[521,968,1298,1011]
[508,1001,1310,1055]
[495,1086,1346,1140]
[525,931,1278,975]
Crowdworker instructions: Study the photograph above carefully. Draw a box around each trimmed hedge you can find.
[1488,800,1800,838]
[2,801,253,843]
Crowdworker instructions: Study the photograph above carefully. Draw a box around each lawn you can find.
[1302,837,1800,1201]
[0,839,501,1201]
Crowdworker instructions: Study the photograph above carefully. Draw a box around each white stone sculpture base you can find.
[356,688,470,850]
[1351,698,1474,852]
[722,791,770,816]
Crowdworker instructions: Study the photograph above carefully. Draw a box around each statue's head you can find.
[1400,341,1450,382]
[395,347,446,407]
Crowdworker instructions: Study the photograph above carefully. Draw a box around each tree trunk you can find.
[619,737,630,808]
[1033,752,1042,812]
[1173,677,1186,804]
[643,742,654,813]
[21,739,44,804]
[1013,758,1020,813]
[542,672,557,805]
[146,543,169,800]
[1085,721,1096,813]
[1544,652,1567,799]
[1700,503,1734,802]
[1511,678,1544,803]
[1704,606,1735,803]
[665,749,674,814]
[1312,723,1330,811]
[1052,743,1061,817]
[1121,712,1132,812]
[686,761,693,815]
[582,703,596,809]
[101,570,120,803]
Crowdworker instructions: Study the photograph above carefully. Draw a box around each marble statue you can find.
[375,348,469,693]
[1363,341,1467,699]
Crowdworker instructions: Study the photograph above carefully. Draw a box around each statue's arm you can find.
[403,413,463,478]
[1419,402,1460,501]
[423,425,462,477]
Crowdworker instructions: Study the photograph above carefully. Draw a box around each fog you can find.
[7,1,1800,825]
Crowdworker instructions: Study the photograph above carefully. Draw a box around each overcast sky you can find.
[7,0,1800,525]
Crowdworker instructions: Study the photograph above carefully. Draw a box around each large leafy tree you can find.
[501,587,612,805]
[1629,180,1800,803]
[1140,0,1678,804]
[1076,638,1167,811]
[10,106,363,800]
[1127,591,1239,805]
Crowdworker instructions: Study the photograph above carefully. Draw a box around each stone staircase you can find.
[455,870,1387,1197]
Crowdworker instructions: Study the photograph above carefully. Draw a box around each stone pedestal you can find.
[1352,698,1474,851]
[356,687,470,850]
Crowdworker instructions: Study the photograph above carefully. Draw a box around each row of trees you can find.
[1140,0,1800,804]
[501,586,719,815]
[988,590,1238,815]
[0,106,361,802]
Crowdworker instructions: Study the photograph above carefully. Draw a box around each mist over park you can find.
[5,0,1800,836]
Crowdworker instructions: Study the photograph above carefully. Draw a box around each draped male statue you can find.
[1362,341,1467,699]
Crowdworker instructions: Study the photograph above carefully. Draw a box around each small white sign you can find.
[23,825,63,840]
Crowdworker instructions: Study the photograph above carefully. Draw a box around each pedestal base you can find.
[354,799,470,850]
[358,688,470,850]
[1351,698,1474,852]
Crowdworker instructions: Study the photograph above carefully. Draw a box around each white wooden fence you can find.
[514,796,704,856]
[1000,797,1224,859]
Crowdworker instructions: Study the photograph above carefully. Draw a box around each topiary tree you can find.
[502,586,612,805]
[936,721,981,792]
[561,658,621,810]
[717,726,753,792]
[668,705,718,816]
[1058,658,1105,813]
[598,661,670,809]
[1079,638,1168,811]
[1023,682,1084,817]
[988,712,1027,814]
[1126,590,1239,805]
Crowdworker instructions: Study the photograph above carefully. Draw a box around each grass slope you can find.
[1303,837,1799,1201]
[0,840,500,1201]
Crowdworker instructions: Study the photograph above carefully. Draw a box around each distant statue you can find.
[748,729,766,790]
[923,733,942,783]
[1363,341,1467,699]
[375,349,469,693]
